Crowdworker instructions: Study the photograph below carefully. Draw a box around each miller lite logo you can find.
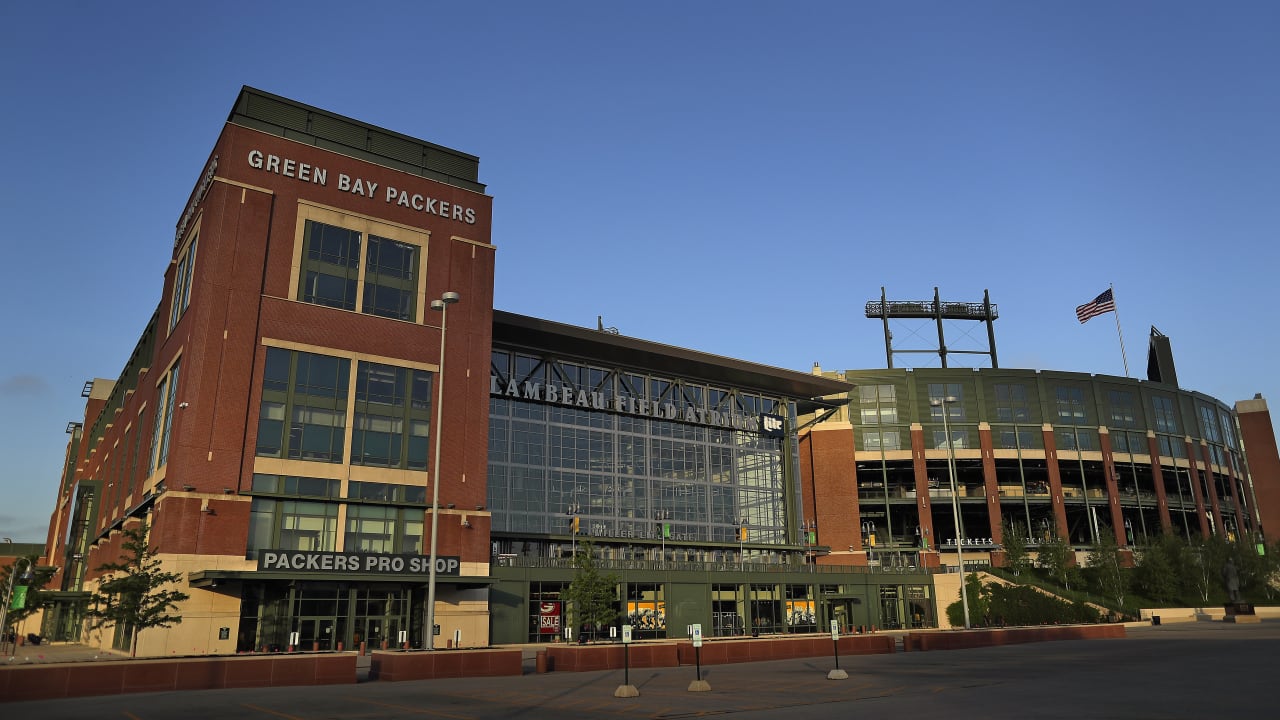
[760,413,785,437]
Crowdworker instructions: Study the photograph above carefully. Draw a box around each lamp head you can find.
[441,291,460,304]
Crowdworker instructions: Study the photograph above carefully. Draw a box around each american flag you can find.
[1075,289,1116,324]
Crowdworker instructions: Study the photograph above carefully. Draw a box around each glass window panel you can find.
[362,236,418,321]
[299,221,361,311]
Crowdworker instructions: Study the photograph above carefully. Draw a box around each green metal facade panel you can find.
[229,87,485,193]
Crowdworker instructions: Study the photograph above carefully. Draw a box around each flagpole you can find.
[1110,283,1130,377]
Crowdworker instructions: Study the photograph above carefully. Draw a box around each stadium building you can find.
[27,88,1279,654]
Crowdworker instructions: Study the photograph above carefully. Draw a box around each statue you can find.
[1221,558,1241,603]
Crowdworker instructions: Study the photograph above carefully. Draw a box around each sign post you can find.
[614,625,639,698]
[688,623,710,692]
[828,619,848,679]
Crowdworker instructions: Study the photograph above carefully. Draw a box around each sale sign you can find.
[539,602,561,634]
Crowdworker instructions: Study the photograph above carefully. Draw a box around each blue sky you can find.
[2,2,1277,543]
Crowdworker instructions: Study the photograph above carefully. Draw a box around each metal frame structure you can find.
[866,287,999,369]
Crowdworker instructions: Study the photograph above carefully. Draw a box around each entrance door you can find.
[830,602,849,633]
[363,617,405,649]
[297,617,337,650]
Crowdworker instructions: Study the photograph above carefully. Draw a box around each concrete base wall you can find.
[904,624,1125,652]
[370,648,521,681]
[1138,606,1280,622]
[0,653,355,703]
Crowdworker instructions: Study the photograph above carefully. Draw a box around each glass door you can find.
[297,616,337,650]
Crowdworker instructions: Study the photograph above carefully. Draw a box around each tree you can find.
[3,555,55,640]
[1184,535,1229,605]
[561,540,618,642]
[1085,524,1128,615]
[1001,519,1032,578]
[946,572,990,628]
[1037,534,1082,591]
[84,524,189,656]
[1131,533,1181,604]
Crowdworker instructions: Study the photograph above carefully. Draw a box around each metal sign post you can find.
[828,619,848,679]
[688,623,710,691]
[615,625,639,697]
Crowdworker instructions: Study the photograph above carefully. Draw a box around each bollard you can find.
[535,650,548,673]
[360,641,367,655]
[313,641,320,652]
[337,641,344,652]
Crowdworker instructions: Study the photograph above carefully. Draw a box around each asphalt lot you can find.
[5,621,1278,719]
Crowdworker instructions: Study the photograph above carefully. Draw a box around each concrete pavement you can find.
[2,621,1278,718]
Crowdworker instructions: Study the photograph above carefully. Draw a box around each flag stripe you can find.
[1075,289,1116,324]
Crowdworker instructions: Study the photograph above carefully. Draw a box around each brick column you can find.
[1147,433,1174,534]
[1198,441,1226,537]
[1042,425,1069,539]
[911,423,939,568]
[802,424,861,566]
[1183,437,1211,539]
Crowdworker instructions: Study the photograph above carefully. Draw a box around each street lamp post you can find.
[655,510,671,564]
[861,521,876,570]
[803,520,817,572]
[425,291,459,650]
[931,396,971,630]
[567,503,582,559]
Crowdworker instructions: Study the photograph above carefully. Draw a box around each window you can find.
[994,383,1030,422]
[1108,390,1138,429]
[996,429,1037,450]
[1198,406,1222,444]
[858,385,899,425]
[1152,396,1178,433]
[348,481,427,504]
[1055,387,1088,426]
[256,348,350,463]
[246,498,338,558]
[1220,411,1237,449]
[300,221,361,311]
[150,361,181,471]
[345,505,423,554]
[928,384,965,421]
[864,429,902,451]
[1056,429,1098,452]
[352,361,434,469]
[169,232,198,332]
[362,235,419,320]
[298,219,422,322]
[251,474,340,498]
[255,348,437,469]
[933,429,969,449]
